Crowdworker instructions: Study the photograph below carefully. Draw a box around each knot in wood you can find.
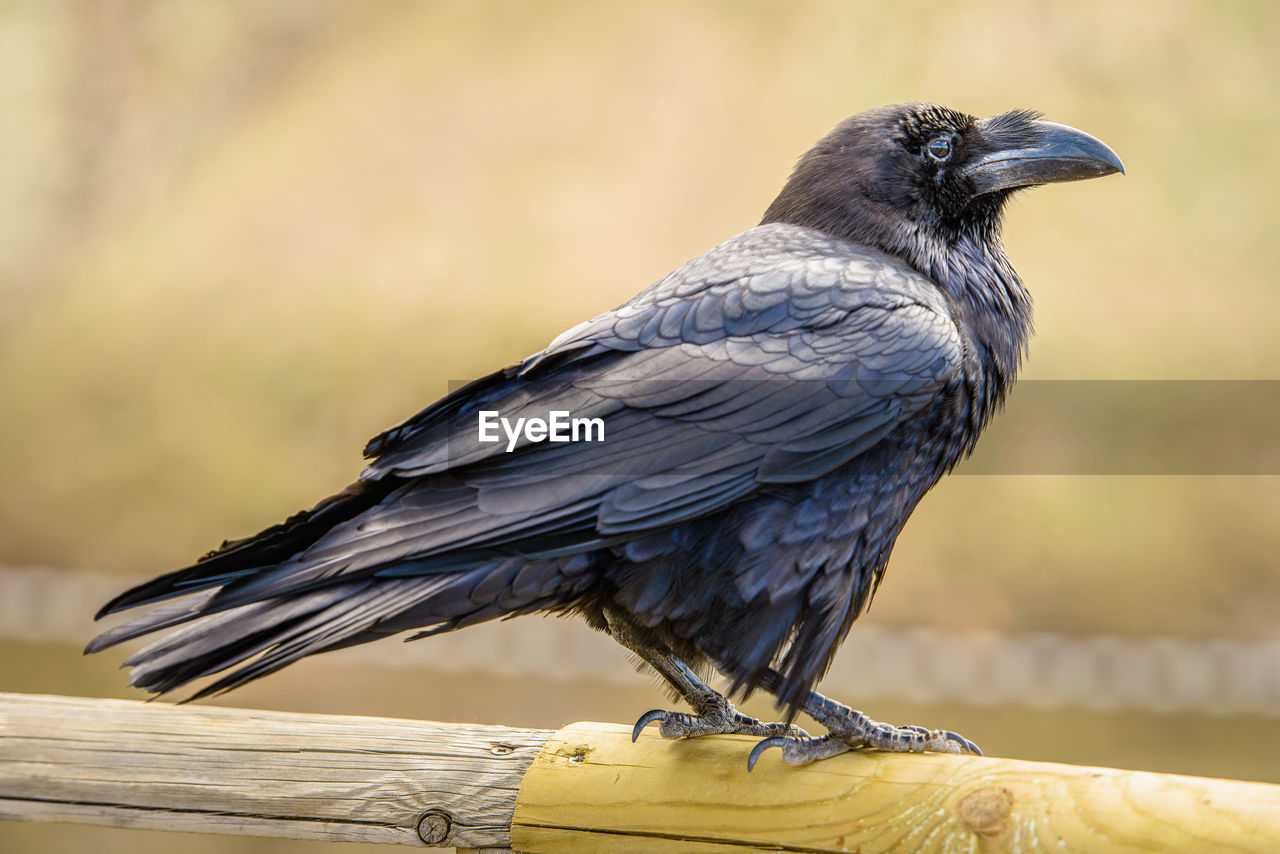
[957,785,1014,837]
[417,809,452,845]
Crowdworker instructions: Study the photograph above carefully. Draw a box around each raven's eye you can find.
[925,136,953,162]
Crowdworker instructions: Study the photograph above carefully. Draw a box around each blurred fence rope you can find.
[4,564,1278,716]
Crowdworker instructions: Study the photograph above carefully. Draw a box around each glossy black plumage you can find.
[90,103,1122,716]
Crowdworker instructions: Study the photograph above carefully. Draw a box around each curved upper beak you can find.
[963,119,1125,195]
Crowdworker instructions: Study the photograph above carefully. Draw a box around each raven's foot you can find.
[632,691,809,742]
[748,699,981,769]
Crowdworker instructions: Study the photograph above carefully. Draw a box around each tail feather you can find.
[84,588,221,654]
[95,480,392,619]
[129,607,313,696]
[115,577,443,696]
[123,584,368,674]
[180,579,459,698]
[95,555,581,698]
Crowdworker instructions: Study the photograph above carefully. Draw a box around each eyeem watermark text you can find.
[478,410,605,452]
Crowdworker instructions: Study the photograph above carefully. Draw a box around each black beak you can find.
[964,119,1124,195]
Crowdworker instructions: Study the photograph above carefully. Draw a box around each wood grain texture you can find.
[511,721,1280,853]
[0,692,550,848]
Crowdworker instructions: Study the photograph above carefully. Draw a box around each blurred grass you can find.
[1,1,1279,850]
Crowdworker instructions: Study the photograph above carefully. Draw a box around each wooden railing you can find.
[1,692,1277,852]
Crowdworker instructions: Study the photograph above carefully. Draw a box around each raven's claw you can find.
[747,733,853,768]
[630,697,807,743]
[943,730,984,756]
[746,736,787,771]
[631,709,668,742]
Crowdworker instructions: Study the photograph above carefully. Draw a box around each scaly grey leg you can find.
[747,668,981,769]
[602,607,808,742]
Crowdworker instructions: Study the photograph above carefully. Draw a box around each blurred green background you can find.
[2,1,1278,851]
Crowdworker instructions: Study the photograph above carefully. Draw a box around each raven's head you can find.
[761,103,1123,258]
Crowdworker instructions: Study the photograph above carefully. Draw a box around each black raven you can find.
[89,103,1122,767]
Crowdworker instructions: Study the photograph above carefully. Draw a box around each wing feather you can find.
[105,225,964,623]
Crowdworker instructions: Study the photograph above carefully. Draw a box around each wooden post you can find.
[0,692,548,849]
[2,692,1279,852]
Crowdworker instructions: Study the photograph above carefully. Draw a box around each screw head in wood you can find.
[417,809,452,845]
